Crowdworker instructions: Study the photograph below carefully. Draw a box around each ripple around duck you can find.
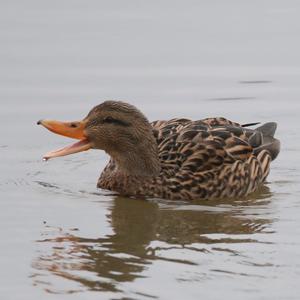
[31,191,275,295]
[35,181,60,189]
[1,178,30,187]
[33,179,118,203]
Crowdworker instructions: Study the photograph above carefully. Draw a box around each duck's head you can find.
[38,101,160,176]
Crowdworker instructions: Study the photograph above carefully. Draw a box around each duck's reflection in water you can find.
[32,186,273,294]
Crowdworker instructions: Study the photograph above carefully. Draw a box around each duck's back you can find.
[151,117,280,200]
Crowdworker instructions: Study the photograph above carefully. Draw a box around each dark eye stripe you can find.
[103,117,130,126]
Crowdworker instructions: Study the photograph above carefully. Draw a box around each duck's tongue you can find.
[43,139,91,160]
[37,119,92,160]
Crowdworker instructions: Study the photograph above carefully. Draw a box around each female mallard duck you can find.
[38,101,280,200]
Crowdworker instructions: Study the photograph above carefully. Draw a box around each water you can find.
[1,1,300,299]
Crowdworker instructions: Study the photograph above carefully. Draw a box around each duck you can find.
[38,100,280,200]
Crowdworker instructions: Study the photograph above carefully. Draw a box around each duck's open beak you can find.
[37,119,92,160]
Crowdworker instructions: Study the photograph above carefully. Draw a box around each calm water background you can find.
[1,1,300,299]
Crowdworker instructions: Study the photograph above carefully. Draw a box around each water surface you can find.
[1,1,300,299]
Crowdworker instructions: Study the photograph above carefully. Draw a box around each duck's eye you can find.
[102,116,130,126]
[103,116,115,123]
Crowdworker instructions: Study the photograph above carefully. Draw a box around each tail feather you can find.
[254,139,280,160]
[256,122,277,138]
[252,122,280,161]
[248,131,263,148]
[242,122,261,127]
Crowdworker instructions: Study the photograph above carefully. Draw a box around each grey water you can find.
[1,1,300,299]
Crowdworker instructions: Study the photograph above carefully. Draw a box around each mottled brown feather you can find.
[98,115,280,200]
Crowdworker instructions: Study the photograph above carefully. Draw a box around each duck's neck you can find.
[109,134,161,178]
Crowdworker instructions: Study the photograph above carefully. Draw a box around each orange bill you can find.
[37,119,92,160]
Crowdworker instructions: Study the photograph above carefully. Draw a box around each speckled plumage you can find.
[39,100,280,200]
[98,115,280,200]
